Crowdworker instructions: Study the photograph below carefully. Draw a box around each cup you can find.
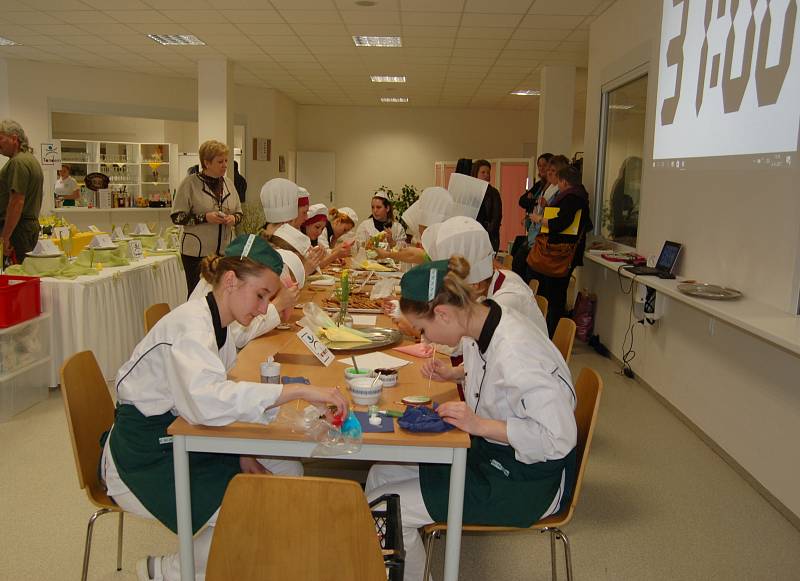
[374,368,398,387]
[347,376,383,406]
[344,367,373,381]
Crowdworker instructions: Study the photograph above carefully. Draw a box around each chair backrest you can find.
[144,303,170,333]
[502,253,513,269]
[59,351,115,504]
[536,294,548,319]
[207,475,387,581]
[562,367,603,522]
[528,279,540,295]
[552,318,577,362]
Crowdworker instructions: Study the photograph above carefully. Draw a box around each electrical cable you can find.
[616,264,639,378]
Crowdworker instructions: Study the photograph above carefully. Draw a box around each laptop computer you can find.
[624,241,682,278]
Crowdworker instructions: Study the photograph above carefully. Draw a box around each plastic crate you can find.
[370,493,405,581]
[0,275,41,328]
[0,356,50,422]
[0,314,50,376]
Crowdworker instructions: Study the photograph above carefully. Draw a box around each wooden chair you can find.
[501,253,513,269]
[528,278,540,295]
[422,367,604,581]
[60,350,124,581]
[207,475,388,581]
[553,318,577,362]
[143,302,170,333]
[536,294,549,320]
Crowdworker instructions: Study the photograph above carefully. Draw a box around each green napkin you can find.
[76,247,129,268]
[6,255,98,279]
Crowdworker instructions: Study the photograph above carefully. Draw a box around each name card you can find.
[128,239,143,260]
[296,327,335,367]
[88,225,101,233]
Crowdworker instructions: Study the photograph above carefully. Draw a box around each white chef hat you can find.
[373,190,390,202]
[418,186,452,226]
[304,203,328,227]
[433,216,494,284]
[420,222,441,258]
[273,223,311,256]
[296,187,310,208]
[401,200,423,240]
[276,248,306,289]
[447,173,487,220]
[260,178,299,223]
[337,207,359,224]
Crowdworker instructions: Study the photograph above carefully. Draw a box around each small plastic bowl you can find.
[374,368,398,387]
[348,376,384,406]
[345,367,374,381]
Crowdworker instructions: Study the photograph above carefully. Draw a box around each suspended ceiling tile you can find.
[451,47,501,59]
[565,29,589,42]
[303,35,358,48]
[519,14,584,29]
[453,37,507,49]
[271,0,336,9]
[511,27,569,40]
[199,34,258,46]
[140,0,212,7]
[235,23,296,35]
[401,12,460,26]
[401,25,458,37]
[291,23,349,36]
[183,22,241,34]
[448,56,496,66]
[250,35,307,48]
[83,0,149,7]
[505,39,558,51]
[279,10,342,24]
[339,10,401,25]
[220,10,284,23]
[347,24,402,35]
[161,10,225,23]
[401,36,455,48]
[528,0,601,15]
[25,24,86,35]
[123,23,192,34]
[459,13,522,27]
[51,11,118,24]
[26,0,93,8]
[456,26,514,39]
[271,53,320,63]
[464,0,532,14]
[76,22,136,34]
[105,10,171,23]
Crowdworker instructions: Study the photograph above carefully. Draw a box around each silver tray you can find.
[677,283,743,300]
[321,325,401,351]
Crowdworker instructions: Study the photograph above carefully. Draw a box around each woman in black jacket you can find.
[472,159,503,252]
[529,164,593,335]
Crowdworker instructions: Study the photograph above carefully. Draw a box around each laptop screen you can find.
[655,241,682,272]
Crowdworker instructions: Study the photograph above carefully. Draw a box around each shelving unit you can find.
[56,140,177,210]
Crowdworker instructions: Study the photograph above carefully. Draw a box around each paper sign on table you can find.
[336,352,410,369]
[88,225,101,233]
[297,327,335,366]
[128,239,143,260]
[352,315,377,326]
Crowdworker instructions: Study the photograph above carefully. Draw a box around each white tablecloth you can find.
[41,255,187,386]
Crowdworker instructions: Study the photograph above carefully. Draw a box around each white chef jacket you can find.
[116,296,282,427]
[55,176,78,197]
[354,217,405,244]
[461,302,576,464]
[486,269,548,337]
[188,279,282,349]
[317,228,330,249]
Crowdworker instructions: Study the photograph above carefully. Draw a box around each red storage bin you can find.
[0,275,41,328]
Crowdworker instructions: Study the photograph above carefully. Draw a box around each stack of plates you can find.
[677,283,742,300]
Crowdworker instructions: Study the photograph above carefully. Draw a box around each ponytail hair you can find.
[199,254,272,287]
[400,255,477,318]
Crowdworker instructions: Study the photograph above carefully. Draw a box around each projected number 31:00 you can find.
[661,0,797,126]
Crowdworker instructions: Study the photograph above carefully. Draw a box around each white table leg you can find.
[173,435,195,581]
[442,447,467,581]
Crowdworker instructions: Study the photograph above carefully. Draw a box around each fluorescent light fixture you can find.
[371,75,406,83]
[353,36,402,47]
[380,97,409,103]
[0,36,18,46]
[609,104,635,110]
[147,34,205,46]
[510,89,541,96]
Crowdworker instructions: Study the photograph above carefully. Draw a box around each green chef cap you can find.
[400,260,450,302]
[224,234,284,275]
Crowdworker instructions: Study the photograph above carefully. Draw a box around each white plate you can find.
[26,252,64,258]
[91,245,119,251]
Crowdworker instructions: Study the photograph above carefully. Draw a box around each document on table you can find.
[337,352,410,369]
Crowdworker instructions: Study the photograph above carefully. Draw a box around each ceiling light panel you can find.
[352,35,402,47]
[0,36,18,46]
[147,34,206,45]
[510,89,541,96]
[370,75,407,82]
[380,96,409,102]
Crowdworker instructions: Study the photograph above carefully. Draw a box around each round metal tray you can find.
[677,283,743,300]
[322,325,402,351]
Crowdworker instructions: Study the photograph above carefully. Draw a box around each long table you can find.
[168,290,471,581]
[41,254,187,385]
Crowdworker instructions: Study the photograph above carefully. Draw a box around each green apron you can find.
[420,437,576,527]
[108,404,241,534]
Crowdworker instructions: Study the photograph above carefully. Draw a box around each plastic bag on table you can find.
[311,409,363,457]
[297,302,337,334]
[370,277,396,300]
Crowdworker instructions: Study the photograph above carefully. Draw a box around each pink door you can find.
[436,163,457,188]
[498,162,530,253]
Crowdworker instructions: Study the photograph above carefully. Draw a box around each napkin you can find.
[29,239,62,256]
[393,342,434,358]
[337,352,410,369]
[111,226,127,241]
[321,327,371,343]
[357,260,393,272]
[133,223,153,235]
[398,404,454,433]
[353,411,395,433]
[88,234,115,249]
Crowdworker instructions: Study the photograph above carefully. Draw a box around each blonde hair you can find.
[400,256,478,318]
[198,140,229,170]
[329,207,355,227]
[199,254,271,286]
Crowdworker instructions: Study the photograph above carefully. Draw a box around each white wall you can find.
[52,113,166,144]
[296,105,539,220]
[583,0,800,521]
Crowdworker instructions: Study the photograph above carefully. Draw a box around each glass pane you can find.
[600,75,647,247]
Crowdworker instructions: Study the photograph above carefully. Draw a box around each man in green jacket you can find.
[0,119,43,264]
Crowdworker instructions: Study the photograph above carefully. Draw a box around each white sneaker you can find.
[136,556,164,581]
